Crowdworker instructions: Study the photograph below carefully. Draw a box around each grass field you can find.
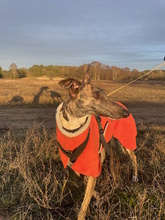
[0,78,164,107]
[0,78,165,219]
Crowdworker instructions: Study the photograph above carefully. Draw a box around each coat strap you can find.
[57,128,90,164]
[95,116,111,155]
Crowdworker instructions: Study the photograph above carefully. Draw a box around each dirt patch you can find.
[0,105,164,130]
[131,107,165,124]
[0,79,164,130]
[0,107,56,130]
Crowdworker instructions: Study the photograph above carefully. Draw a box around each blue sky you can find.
[0,0,165,71]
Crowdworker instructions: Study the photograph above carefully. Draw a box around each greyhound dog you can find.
[55,69,138,220]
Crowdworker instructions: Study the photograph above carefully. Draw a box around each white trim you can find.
[55,102,91,138]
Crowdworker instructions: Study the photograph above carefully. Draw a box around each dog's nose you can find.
[122,109,130,118]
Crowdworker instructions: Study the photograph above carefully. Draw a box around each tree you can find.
[29,65,43,77]
[84,61,102,80]
[0,66,2,78]
[111,66,119,80]
[121,67,131,80]
[131,69,139,79]
[78,64,88,79]
[93,61,102,80]
[101,64,112,80]
[18,68,28,78]
[9,63,18,78]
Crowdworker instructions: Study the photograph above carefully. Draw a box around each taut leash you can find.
[107,60,165,96]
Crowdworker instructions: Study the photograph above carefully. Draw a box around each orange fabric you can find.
[56,112,137,177]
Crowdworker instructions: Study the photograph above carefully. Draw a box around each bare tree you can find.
[111,66,118,80]
[88,61,102,80]
[9,63,18,78]
[0,66,2,78]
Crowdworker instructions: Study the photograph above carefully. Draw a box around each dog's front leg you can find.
[126,149,138,182]
[78,176,96,220]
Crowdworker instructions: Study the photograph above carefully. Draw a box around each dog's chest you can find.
[56,106,113,177]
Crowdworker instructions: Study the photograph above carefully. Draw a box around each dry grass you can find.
[97,80,165,108]
[0,78,65,106]
[0,78,164,107]
[0,124,165,219]
[0,128,74,219]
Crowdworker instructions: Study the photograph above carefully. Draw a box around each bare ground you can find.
[0,105,165,130]
[0,79,164,130]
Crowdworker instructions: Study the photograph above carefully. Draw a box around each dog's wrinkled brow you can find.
[91,86,104,95]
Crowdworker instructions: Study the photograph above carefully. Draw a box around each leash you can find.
[107,61,165,96]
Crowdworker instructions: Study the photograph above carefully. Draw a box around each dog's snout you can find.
[122,109,130,118]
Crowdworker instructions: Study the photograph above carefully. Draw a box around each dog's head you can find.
[59,69,130,119]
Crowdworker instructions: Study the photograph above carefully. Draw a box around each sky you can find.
[0,0,165,71]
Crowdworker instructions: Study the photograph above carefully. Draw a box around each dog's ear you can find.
[59,78,82,98]
[83,72,91,84]
[82,64,91,84]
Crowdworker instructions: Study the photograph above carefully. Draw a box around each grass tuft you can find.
[0,124,165,219]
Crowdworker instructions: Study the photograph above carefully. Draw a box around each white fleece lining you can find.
[55,102,91,138]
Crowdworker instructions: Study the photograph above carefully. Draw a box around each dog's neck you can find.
[60,103,88,132]
[56,102,91,137]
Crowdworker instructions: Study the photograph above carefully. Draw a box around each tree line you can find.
[0,61,165,80]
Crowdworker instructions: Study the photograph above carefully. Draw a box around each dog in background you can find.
[55,67,138,220]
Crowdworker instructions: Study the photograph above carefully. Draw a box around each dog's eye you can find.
[93,91,100,99]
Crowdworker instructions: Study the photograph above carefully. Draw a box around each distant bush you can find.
[29,65,44,77]
[2,69,18,79]
[18,69,27,78]
[146,70,165,80]
[18,68,33,78]
[0,66,2,78]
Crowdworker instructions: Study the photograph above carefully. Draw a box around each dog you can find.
[55,68,138,220]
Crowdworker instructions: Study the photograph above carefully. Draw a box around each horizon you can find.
[1,60,165,72]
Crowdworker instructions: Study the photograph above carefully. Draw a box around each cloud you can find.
[0,0,165,70]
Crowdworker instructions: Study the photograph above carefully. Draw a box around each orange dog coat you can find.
[56,103,137,177]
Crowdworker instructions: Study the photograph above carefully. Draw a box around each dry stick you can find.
[107,62,164,96]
